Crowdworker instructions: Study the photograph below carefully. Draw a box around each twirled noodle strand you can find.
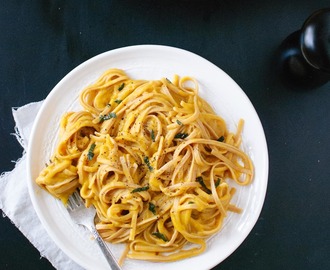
[36,68,253,264]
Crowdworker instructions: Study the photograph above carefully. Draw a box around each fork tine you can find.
[66,190,122,269]
[67,190,84,211]
[73,190,84,205]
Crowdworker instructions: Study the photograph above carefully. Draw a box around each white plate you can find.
[27,45,268,270]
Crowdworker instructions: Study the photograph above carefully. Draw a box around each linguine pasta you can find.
[36,68,253,263]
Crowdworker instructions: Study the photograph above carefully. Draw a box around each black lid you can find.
[300,8,330,73]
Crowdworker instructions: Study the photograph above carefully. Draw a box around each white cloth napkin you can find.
[0,101,83,270]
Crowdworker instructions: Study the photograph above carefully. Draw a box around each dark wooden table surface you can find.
[1,1,329,269]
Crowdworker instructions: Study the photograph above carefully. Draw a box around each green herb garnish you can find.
[176,120,183,125]
[100,112,117,122]
[118,83,125,91]
[45,159,52,167]
[131,185,149,193]
[106,103,111,107]
[151,130,155,142]
[87,143,96,161]
[149,202,156,215]
[144,156,153,171]
[174,133,188,139]
[114,99,122,104]
[196,176,212,194]
[217,136,225,142]
[152,232,168,242]
[215,178,221,187]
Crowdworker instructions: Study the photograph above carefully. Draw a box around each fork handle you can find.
[91,228,122,270]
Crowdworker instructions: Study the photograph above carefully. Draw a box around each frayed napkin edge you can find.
[1,101,83,270]
[11,100,44,151]
[0,150,58,269]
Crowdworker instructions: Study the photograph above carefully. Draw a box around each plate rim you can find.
[26,44,269,270]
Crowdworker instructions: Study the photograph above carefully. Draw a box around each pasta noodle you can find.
[36,68,253,263]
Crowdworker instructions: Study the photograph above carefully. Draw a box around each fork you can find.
[67,191,122,270]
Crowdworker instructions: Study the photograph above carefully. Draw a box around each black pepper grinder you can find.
[277,8,330,89]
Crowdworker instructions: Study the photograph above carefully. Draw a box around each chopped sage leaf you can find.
[152,232,168,242]
[106,103,111,107]
[215,178,221,187]
[100,112,117,122]
[196,176,212,194]
[87,143,96,161]
[174,133,188,139]
[149,202,156,215]
[131,185,149,193]
[144,156,153,171]
[151,129,155,142]
[114,99,122,104]
[217,136,225,142]
[46,159,52,167]
[118,83,125,91]
[176,120,183,125]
